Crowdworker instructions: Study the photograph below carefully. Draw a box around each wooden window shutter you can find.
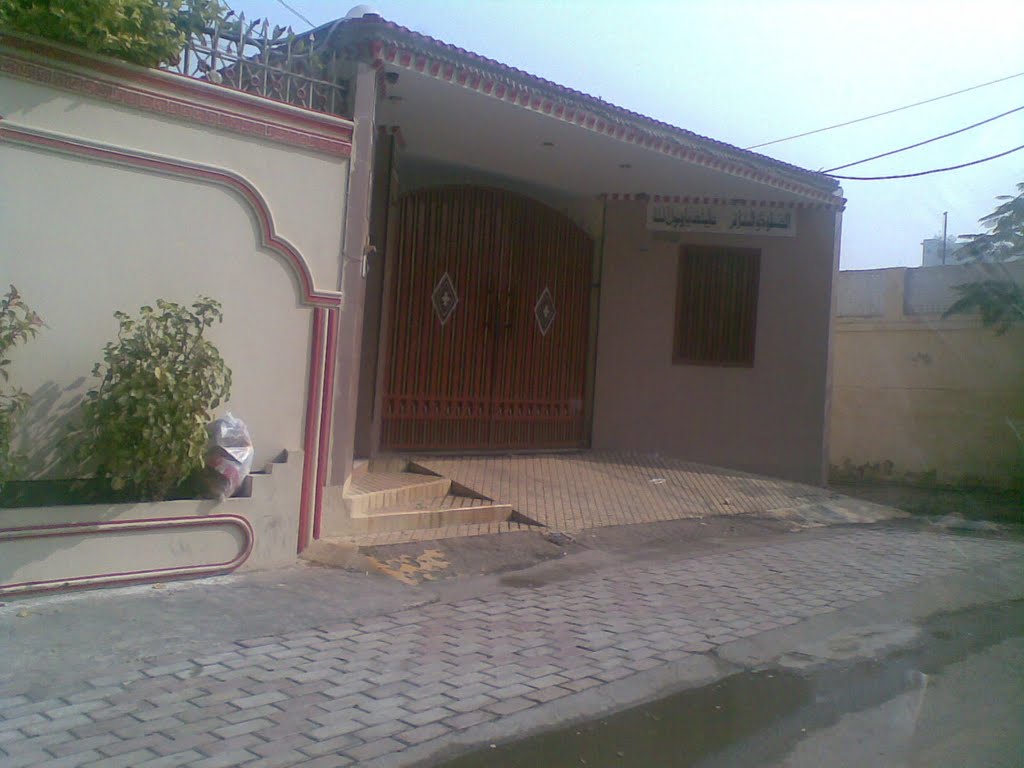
[674,246,760,367]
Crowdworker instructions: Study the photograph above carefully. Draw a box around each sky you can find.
[227,0,1024,271]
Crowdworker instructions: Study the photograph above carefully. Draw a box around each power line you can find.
[273,0,314,28]
[827,143,1024,180]
[822,104,1024,173]
[745,70,1024,150]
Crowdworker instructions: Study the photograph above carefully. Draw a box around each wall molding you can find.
[0,38,353,157]
[0,514,254,596]
[0,120,342,308]
[298,308,327,552]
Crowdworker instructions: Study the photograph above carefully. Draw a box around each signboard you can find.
[647,202,797,237]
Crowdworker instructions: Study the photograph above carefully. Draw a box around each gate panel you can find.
[489,196,592,448]
[382,186,591,450]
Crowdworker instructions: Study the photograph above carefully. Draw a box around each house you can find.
[1,8,844,575]
[319,13,845,509]
[921,237,964,267]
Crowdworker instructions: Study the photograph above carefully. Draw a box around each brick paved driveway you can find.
[414,452,837,532]
[2,528,1021,767]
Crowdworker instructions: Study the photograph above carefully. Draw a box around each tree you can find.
[0,0,228,68]
[956,182,1024,263]
[944,182,1024,334]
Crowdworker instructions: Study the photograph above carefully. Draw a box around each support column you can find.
[820,191,845,487]
[330,62,378,487]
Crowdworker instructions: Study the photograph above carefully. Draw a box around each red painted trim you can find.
[360,37,840,205]
[298,308,327,553]
[0,38,354,154]
[0,514,254,596]
[604,192,843,210]
[0,121,342,307]
[312,308,340,540]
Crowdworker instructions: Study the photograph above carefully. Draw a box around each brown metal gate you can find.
[382,186,593,450]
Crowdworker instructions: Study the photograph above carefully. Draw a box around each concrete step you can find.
[299,537,375,569]
[343,472,452,517]
[318,461,513,537]
[344,496,514,533]
[366,456,421,474]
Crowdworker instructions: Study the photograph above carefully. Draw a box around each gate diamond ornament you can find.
[431,272,458,326]
[534,286,556,336]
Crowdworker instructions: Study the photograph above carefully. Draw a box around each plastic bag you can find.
[202,413,254,500]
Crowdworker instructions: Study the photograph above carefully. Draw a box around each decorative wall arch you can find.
[2,117,343,554]
[0,119,342,308]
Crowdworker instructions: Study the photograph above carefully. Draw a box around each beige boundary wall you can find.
[1,36,355,585]
[830,262,1024,488]
[0,451,302,596]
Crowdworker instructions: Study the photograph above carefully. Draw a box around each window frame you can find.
[672,244,761,368]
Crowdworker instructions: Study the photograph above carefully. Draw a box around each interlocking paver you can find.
[397,722,450,745]
[239,750,311,768]
[135,751,205,768]
[307,719,363,741]
[84,747,159,768]
[190,748,260,768]
[295,754,353,767]
[213,717,274,739]
[442,710,496,730]
[344,737,405,762]
[1,530,1021,768]
[232,691,287,710]
[0,713,47,732]
[4,732,73,755]
[298,732,358,758]
[249,734,316,757]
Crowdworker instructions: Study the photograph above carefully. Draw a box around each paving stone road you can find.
[2,528,1022,767]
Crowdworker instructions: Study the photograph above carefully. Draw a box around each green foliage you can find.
[944,182,1024,334]
[74,297,231,500]
[957,182,1024,263]
[0,285,44,482]
[943,280,1024,335]
[0,0,228,67]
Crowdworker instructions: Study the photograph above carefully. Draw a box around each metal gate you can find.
[382,186,593,450]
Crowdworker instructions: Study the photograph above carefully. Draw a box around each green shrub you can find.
[0,285,44,482]
[75,296,231,500]
[0,0,227,67]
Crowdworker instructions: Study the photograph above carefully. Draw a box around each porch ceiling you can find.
[376,68,825,204]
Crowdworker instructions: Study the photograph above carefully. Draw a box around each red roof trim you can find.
[604,193,844,210]
[328,16,842,205]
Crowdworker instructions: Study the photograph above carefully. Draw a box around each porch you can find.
[319,452,898,547]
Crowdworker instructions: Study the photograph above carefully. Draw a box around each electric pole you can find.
[941,211,948,265]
